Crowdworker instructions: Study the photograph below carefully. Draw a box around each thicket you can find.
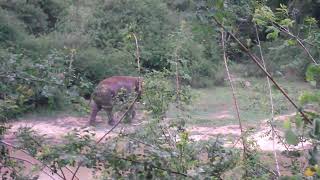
[0,0,227,120]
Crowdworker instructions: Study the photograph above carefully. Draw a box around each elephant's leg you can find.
[104,106,115,126]
[89,101,101,125]
[131,103,137,120]
[126,103,136,123]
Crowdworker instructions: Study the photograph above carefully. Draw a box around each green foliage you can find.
[284,129,299,145]
[14,127,237,179]
[299,91,320,105]
[74,48,137,84]
[7,70,239,179]
[0,9,27,46]
[0,0,67,35]
[142,71,179,118]
[0,48,89,121]
[168,20,222,87]
[306,65,320,88]
[246,39,311,78]
[89,0,176,70]
[3,0,320,178]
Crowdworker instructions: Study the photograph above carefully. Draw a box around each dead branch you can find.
[255,24,281,176]
[221,29,247,156]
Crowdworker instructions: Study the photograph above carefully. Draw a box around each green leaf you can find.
[214,0,224,9]
[295,117,303,129]
[283,119,291,129]
[280,18,294,28]
[286,39,297,46]
[285,129,299,145]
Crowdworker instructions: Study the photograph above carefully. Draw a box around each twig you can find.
[120,134,159,150]
[255,24,281,177]
[60,168,66,180]
[174,44,181,110]
[0,140,78,180]
[213,17,312,124]
[221,29,247,156]
[132,33,142,92]
[7,156,56,180]
[160,125,173,147]
[273,23,318,65]
[113,156,191,178]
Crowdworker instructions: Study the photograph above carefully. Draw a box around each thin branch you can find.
[221,29,247,156]
[113,156,190,178]
[255,24,281,177]
[132,33,142,92]
[174,45,181,110]
[0,140,78,180]
[273,22,318,65]
[7,156,56,180]
[59,168,66,180]
[120,134,159,150]
[213,17,312,124]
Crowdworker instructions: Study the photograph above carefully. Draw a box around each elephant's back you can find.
[92,76,139,106]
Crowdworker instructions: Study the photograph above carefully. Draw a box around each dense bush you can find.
[74,48,138,84]
[0,9,27,46]
[0,0,67,35]
[236,39,314,79]
[0,48,88,121]
[89,0,177,70]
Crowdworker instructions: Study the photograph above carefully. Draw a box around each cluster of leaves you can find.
[0,0,67,35]
[0,48,91,121]
[12,125,239,179]
[306,64,320,88]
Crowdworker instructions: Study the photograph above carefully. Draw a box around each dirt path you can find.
[188,112,310,151]
[4,112,146,144]
[4,111,307,151]
[3,111,311,179]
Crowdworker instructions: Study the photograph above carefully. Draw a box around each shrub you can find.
[89,0,178,70]
[0,9,27,46]
[73,48,138,84]
[241,39,313,78]
[0,48,85,121]
[0,0,67,35]
[306,64,320,88]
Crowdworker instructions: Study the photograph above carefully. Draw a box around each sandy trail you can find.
[4,113,145,144]
[188,112,311,151]
[4,111,306,151]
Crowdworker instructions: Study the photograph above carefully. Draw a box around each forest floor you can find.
[2,77,316,179]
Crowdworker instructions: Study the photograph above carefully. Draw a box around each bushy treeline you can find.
[1,0,320,120]
[0,0,224,120]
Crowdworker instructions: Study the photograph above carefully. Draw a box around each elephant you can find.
[89,76,142,126]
